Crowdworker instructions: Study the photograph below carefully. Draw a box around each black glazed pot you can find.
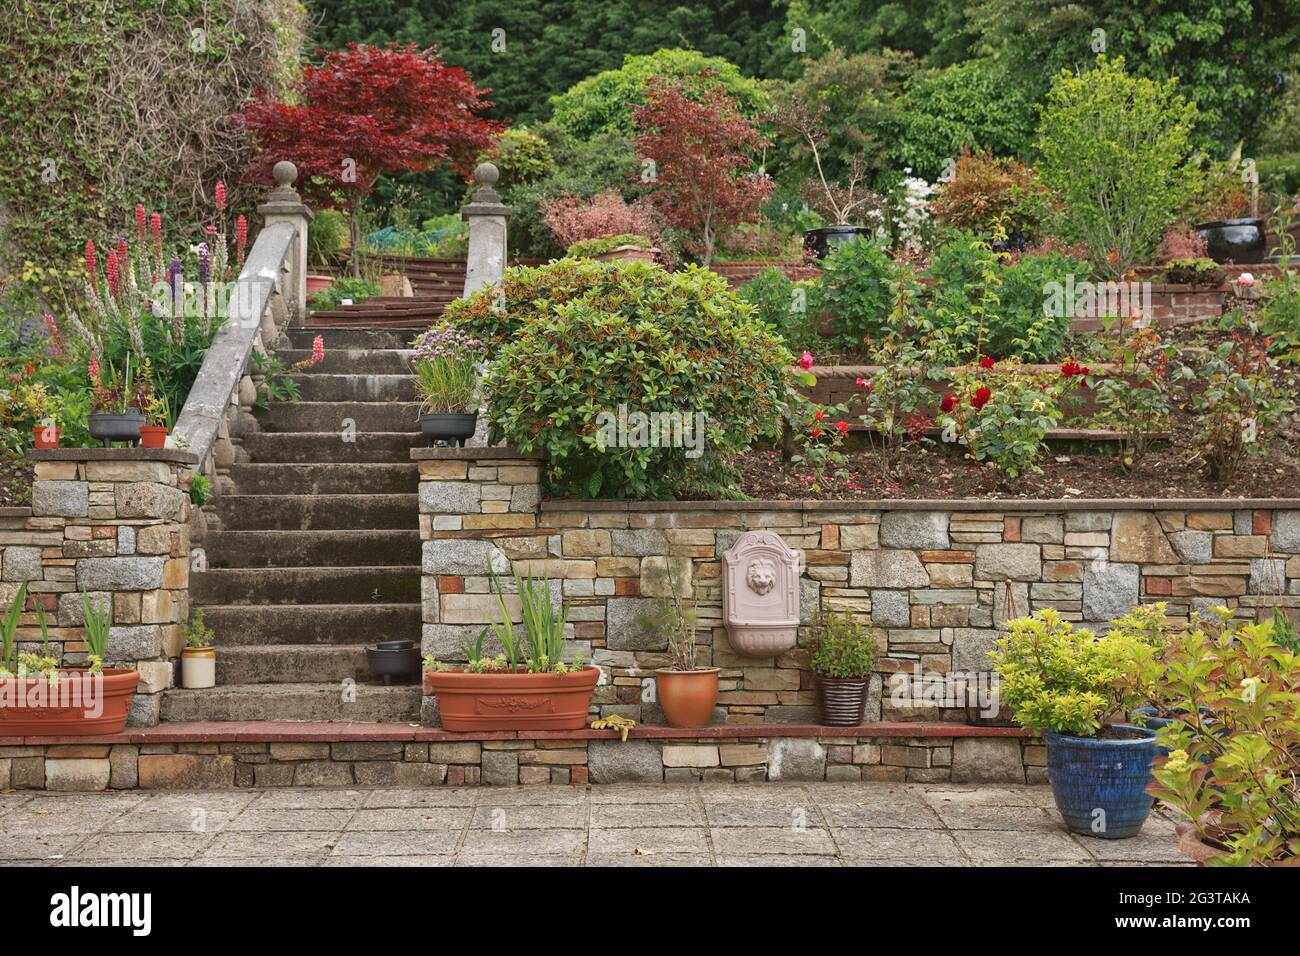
[803,225,872,260]
[815,675,869,726]
[88,409,145,448]
[1194,218,1266,264]
[420,412,478,447]
[366,640,420,686]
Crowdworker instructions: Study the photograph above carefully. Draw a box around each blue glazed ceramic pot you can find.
[1044,724,1158,839]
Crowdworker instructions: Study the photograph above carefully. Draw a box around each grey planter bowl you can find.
[88,410,145,447]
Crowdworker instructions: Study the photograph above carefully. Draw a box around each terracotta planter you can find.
[1176,823,1229,865]
[31,425,60,449]
[181,647,216,689]
[0,668,138,735]
[139,425,168,449]
[305,274,335,295]
[425,665,600,731]
[655,668,719,727]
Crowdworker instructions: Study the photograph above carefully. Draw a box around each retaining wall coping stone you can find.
[539,497,1300,513]
[0,507,31,518]
[7,720,1031,746]
[26,448,198,465]
[411,448,543,461]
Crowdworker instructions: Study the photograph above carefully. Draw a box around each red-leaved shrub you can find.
[541,190,660,249]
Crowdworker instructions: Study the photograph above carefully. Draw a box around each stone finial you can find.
[466,162,506,209]
[264,161,302,204]
[474,162,499,187]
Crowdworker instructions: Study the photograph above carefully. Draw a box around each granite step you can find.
[258,401,422,433]
[202,603,421,646]
[290,373,417,403]
[216,644,373,684]
[287,327,413,350]
[160,682,421,722]
[276,348,413,374]
[235,434,419,466]
[207,494,418,530]
[205,529,422,569]
[191,566,421,605]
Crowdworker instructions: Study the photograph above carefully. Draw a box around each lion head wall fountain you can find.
[721,530,802,656]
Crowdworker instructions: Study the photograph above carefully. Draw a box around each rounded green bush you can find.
[445,258,793,498]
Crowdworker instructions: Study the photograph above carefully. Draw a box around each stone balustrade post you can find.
[461,162,511,298]
[256,160,312,329]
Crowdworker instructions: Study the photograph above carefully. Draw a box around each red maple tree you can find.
[235,43,501,259]
[632,73,773,267]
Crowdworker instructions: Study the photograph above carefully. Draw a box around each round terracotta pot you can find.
[655,668,719,727]
[0,668,138,734]
[425,665,600,732]
[139,425,168,449]
[31,425,60,449]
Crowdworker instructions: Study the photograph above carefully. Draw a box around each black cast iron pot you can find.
[88,409,145,447]
[419,412,478,448]
[367,640,421,686]
[1194,218,1266,264]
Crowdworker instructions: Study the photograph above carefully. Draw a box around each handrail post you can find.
[257,160,313,325]
[462,162,511,297]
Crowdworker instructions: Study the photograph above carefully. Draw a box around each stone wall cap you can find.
[541,496,1300,512]
[411,447,542,461]
[27,448,198,465]
[0,506,32,518]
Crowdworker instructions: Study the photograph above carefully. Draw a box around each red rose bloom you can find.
[972,386,992,411]
[940,393,957,413]
[979,355,996,370]
[815,409,824,422]
[835,420,849,435]
[811,426,821,438]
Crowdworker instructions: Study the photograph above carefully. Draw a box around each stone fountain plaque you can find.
[722,530,801,657]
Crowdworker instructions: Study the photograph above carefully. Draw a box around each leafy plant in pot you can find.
[1147,608,1299,866]
[1188,149,1266,264]
[639,567,717,728]
[806,608,877,726]
[422,560,599,731]
[180,609,216,689]
[88,353,150,447]
[139,392,171,449]
[410,322,486,447]
[0,585,138,735]
[21,383,62,449]
[992,608,1161,839]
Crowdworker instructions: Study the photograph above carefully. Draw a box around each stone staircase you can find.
[161,327,425,722]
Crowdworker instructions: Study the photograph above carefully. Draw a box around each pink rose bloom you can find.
[798,351,814,370]
[1237,272,1255,287]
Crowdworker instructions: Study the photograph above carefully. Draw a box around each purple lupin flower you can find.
[197,243,210,285]
[169,255,182,288]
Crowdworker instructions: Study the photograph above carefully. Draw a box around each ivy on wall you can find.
[0,0,304,276]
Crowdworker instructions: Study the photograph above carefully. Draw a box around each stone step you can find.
[161,682,421,722]
[202,603,421,646]
[226,463,418,495]
[208,494,418,530]
[205,530,422,568]
[236,433,419,465]
[288,327,413,350]
[291,373,417,403]
[259,401,422,433]
[191,566,421,605]
[277,348,413,374]
[216,644,372,684]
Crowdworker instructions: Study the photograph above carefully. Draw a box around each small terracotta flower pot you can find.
[32,425,60,449]
[655,668,719,727]
[139,425,169,449]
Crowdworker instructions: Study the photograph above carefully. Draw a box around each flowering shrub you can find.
[1191,332,1292,481]
[991,608,1157,737]
[930,148,1050,241]
[789,392,850,493]
[939,358,1074,481]
[1147,608,1300,866]
[463,259,791,498]
[1090,329,1185,471]
[541,190,660,249]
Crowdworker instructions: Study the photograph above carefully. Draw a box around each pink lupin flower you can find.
[84,240,96,279]
[116,236,128,271]
[135,204,147,242]
[311,335,325,365]
[42,313,63,356]
[88,353,100,384]
[235,214,248,266]
[215,180,226,211]
[106,250,120,300]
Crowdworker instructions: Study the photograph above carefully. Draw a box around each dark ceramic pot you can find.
[366,640,420,686]
[1194,218,1266,264]
[1045,725,1158,839]
[420,412,478,447]
[815,675,869,726]
[88,409,145,447]
[803,226,872,260]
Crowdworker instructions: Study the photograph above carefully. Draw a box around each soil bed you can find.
[0,457,31,508]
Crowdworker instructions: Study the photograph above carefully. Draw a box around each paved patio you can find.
[0,783,1189,866]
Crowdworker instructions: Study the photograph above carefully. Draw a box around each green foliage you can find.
[1090,329,1185,472]
[1191,331,1292,482]
[307,209,352,267]
[818,237,899,343]
[992,250,1084,362]
[483,560,574,674]
[548,48,767,141]
[1035,56,1197,277]
[736,267,823,346]
[448,258,793,499]
[806,608,877,679]
[181,609,215,650]
[81,591,113,673]
[893,59,1038,181]
[483,128,555,186]
[189,473,213,507]
[565,235,655,258]
[1147,609,1300,866]
[1163,258,1228,286]
[992,608,1157,737]
[637,564,700,671]
[308,276,381,312]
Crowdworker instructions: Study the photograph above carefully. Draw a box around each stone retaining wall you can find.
[0,449,196,726]
[0,728,1036,790]
[415,448,1300,728]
